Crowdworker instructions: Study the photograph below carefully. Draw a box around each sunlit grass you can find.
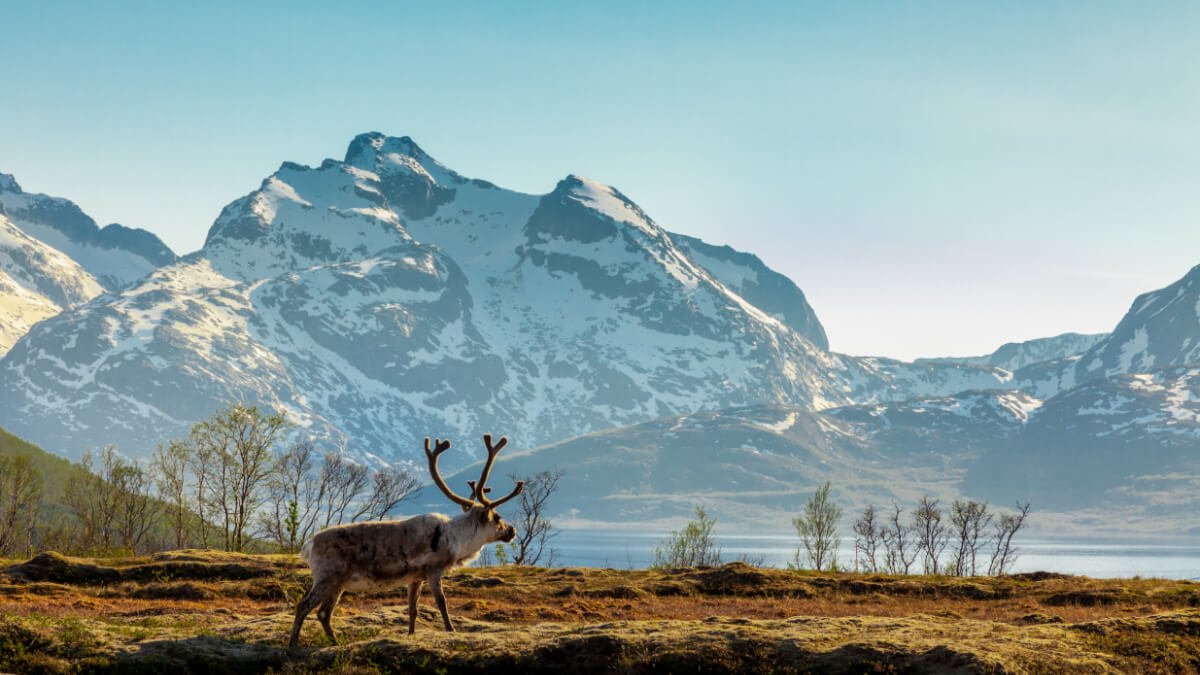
[0,551,1197,673]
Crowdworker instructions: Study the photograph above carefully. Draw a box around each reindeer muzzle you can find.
[501,526,516,543]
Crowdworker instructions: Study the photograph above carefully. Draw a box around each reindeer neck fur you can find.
[442,507,498,567]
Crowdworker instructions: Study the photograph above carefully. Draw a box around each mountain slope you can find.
[0,172,176,290]
[0,212,105,355]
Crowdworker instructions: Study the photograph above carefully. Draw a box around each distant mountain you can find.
[0,133,1011,462]
[0,172,176,290]
[966,365,1200,517]
[0,212,104,354]
[417,390,1038,526]
[918,332,1107,372]
[1015,266,1200,399]
[1076,266,1200,379]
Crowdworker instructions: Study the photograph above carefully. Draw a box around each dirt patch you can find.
[1046,588,1138,607]
[1017,612,1065,625]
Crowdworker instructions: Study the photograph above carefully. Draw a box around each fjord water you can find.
[549,530,1200,579]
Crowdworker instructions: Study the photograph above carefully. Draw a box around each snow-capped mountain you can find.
[1014,265,1200,399]
[0,133,1012,462]
[1076,265,1200,378]
[918,332,1107,372]
[0,172,176,290]
[0,212,104,354]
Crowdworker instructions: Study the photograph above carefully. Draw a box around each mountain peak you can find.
[344,132,428,166]
[0,173,21,193]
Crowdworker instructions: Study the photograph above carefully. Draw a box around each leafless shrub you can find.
[505,468,563,566]
[733,552,768,568]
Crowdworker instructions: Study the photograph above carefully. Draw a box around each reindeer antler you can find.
[424,437,475,511]
[473,434,524,510]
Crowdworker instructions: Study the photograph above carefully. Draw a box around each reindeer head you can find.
[425,434,523,543]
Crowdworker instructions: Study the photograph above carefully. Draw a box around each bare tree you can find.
[853,504,881,573]
[184,432,216,549]
[505,468,563,566]
[989,501,1032,576]
[151,440,191,550]
[63,446,160,554]
[191,404,289,551]
[792,481,842,571]
[949,499,992,576]
[110,460,159,553]
[315,452,370,529]
[0,455,42,556]
[352,466,420,522]
[880,501,916,574]
[913,495,948,575]
[260,441,319,553]
[63,447,121,553]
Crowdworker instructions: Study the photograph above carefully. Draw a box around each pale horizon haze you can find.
[2,2,1196,360]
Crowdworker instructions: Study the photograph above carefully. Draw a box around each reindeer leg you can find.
[407,580,423,635]
[289,581,328,647]
[427,570,455,632]
[316,589,343,645]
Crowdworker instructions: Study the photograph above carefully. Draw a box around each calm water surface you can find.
[544,530,1200,579]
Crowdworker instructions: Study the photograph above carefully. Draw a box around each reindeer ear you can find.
[478,510,490,524]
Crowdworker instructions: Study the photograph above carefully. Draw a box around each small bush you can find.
[650,506,722,569]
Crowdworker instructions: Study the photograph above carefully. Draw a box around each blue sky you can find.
[2,1,1197,359]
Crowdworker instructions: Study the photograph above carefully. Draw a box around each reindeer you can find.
[288,434,524,647]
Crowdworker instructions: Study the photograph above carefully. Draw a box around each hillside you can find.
[0,424,78,507]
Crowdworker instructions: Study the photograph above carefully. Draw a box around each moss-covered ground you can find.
[2,551,1198,673]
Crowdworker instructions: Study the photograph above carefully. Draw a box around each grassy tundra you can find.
[1,551,1199,673]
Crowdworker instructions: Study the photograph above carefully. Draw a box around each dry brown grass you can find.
[1,551,1198,673]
